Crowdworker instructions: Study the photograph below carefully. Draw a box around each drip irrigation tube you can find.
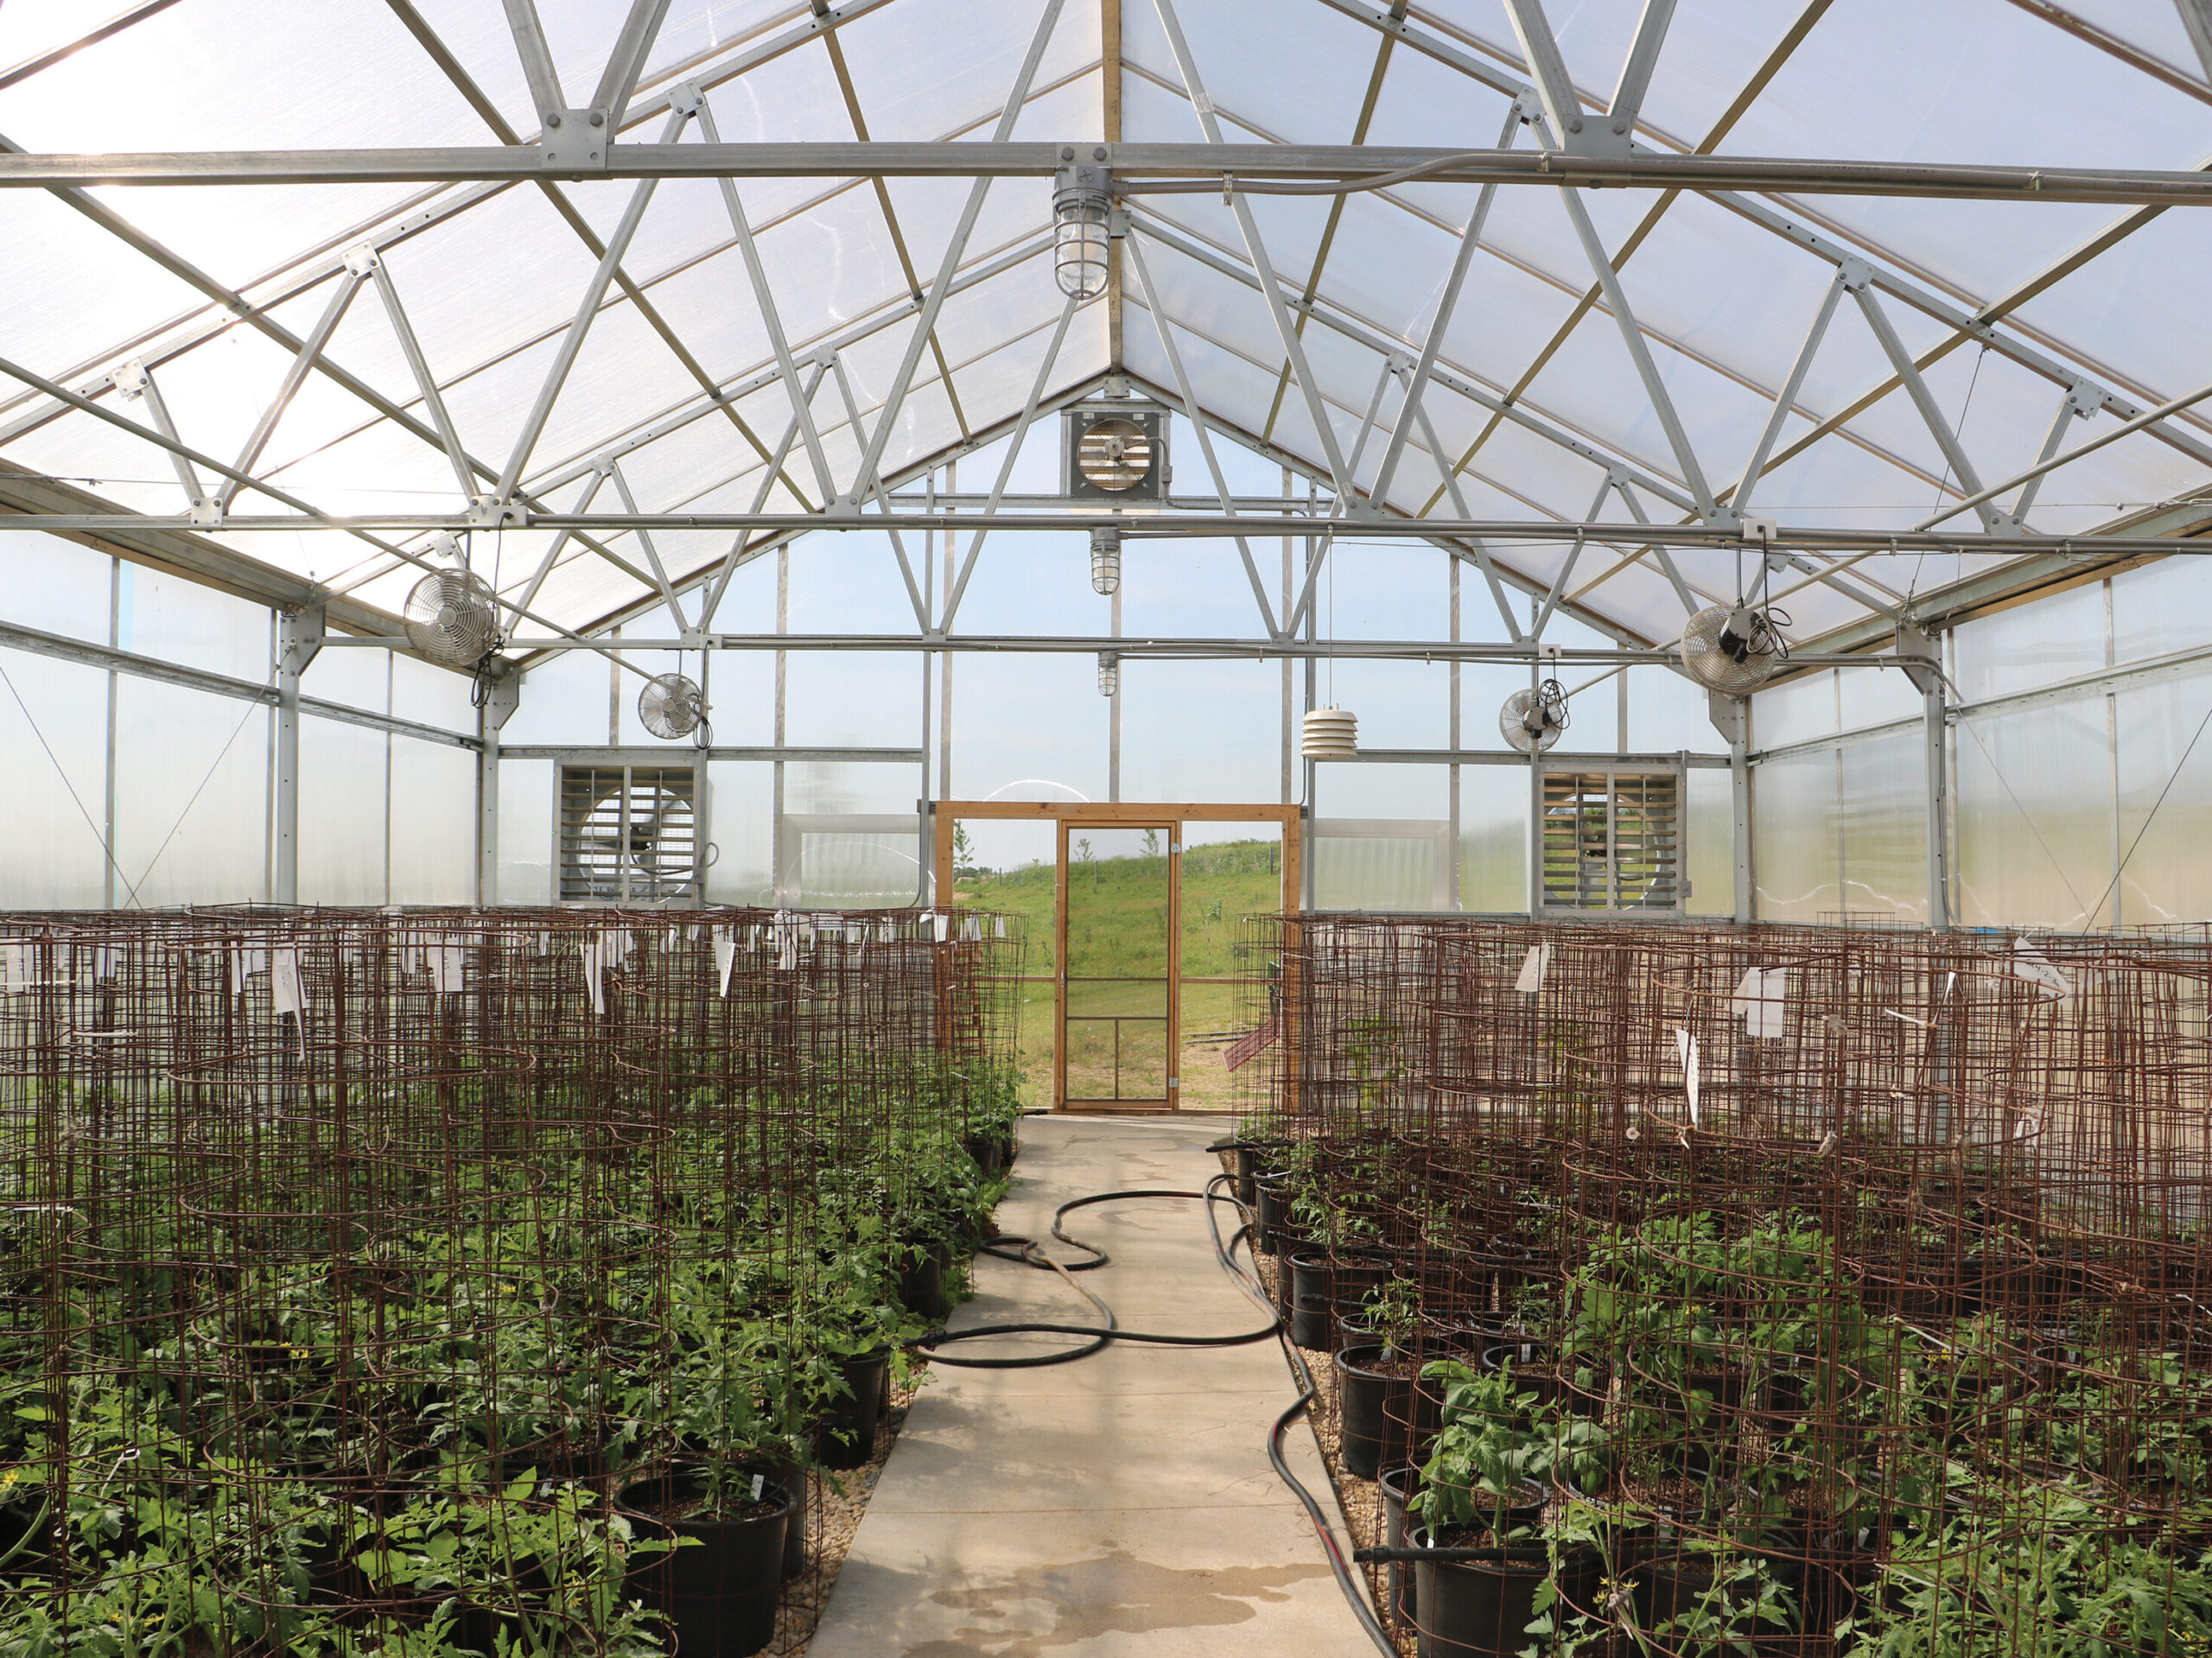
[906,1166,1397,1655]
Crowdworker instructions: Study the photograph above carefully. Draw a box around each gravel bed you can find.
[1255,1251,1420,1658]
[773,1361,930,1655]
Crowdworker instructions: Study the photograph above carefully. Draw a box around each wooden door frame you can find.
[932,803,1300,1111]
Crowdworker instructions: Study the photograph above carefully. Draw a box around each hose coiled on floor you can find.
[905,1169,1398,1655]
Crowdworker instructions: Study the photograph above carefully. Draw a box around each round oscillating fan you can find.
[638,672,708,740]
[1680,603,1789,696]
[1500,679,1571,754]
[402,569,500,668]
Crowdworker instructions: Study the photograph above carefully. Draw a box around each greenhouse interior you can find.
[7,1,2212,1655]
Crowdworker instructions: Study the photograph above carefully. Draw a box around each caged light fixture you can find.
[1096,651,1120,697]
[1090,524,1122,595]
[1053,149,1113,300]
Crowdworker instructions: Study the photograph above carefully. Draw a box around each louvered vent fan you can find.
[1539,765,1684,915]
[1680,603,1789,696]
[1063,401,1168,500]
[638,673,707,740]
[1500,679,1570,755]
[403,569,500,668]
[558,765,698,903]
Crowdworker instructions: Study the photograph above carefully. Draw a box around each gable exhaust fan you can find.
[1500,677,1571,754]
[639,672,709,741]
[403,568,501,669]
[1680,602,1790,696]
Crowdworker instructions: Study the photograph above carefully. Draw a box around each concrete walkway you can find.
[804,1115,1373,1658]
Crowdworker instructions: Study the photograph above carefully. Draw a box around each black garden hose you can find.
[910,1187,1280,1367]
[906,1165,1398,1655]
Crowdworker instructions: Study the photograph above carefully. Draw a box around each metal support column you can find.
[274,604,324,905]
[1708,689,1752,922]
[477,670,519,904]
[1897,621,1950,929]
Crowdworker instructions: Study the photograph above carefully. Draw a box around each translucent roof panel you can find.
[0,0,2202,654]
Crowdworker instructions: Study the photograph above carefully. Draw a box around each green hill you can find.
[958,836,1283,1109]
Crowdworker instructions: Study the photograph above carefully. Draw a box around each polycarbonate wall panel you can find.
[1686,765,1733,918]
[116,566,270,683]
[1459,766,1527,913]
[1955,696,2114,931]
[1752,747,1839,922]
[0,647,108,908]
[505,649,613,746]
[1753,671,1838,752]
[1954,582,2107,704]
[1839,731,1928,922]
[388,740,476,906]
[0,533,111,645]
[704,762,773,906]
[391,654,479,737]
[1313,765,1450,912]
[2113,557,2212,666]
[298,715,388,905]
[113,679,268,908]
[2114,668,2212,930]
[497,757,555,907]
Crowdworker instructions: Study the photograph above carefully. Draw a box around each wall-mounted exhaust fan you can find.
[403,569,501,669]
[1063,399,1168,501]
[1500,678,1571,754]
[1680,603,1789,696]
[639,672,708,740]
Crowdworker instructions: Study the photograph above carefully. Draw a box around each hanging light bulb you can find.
[1052,151,1113,300]
[1097,651,1120,698]
[1090,524,1122,595]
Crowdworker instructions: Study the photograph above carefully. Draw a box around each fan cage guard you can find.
[638,673,707,741]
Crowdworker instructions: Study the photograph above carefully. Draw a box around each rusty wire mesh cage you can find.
[1233,914,2212,1657]
[0,905,1022,1655]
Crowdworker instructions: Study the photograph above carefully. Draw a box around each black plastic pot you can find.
[1232,1137,1282,1210]
[961,1129,1009,1176]
[1410,1525,1550,1658]
[1337,1344,1440,1479]
[1255,1176,1293,1256]
[617,1466,792,1658]
[1289,1248,1338,1350]
[1380,1465,1420,1630]
[814,1349,890,1469]
[1336,1344,1396,1479]
[765,1452,809,1580]
[899,1242,951,1320]
[1632,1559,1719,1639]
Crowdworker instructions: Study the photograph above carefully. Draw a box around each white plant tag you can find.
[715,934,737,998]
[1513,943,1550,994]
[579,938,605,1016]
[270,949,304,1016]
[1675,1028,1700,1126]
[1732,966,1788,1039]
[750,1473,765,1501]
[2012,937,2070,1001]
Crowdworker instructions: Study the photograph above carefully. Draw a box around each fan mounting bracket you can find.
[468,496,527,529]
